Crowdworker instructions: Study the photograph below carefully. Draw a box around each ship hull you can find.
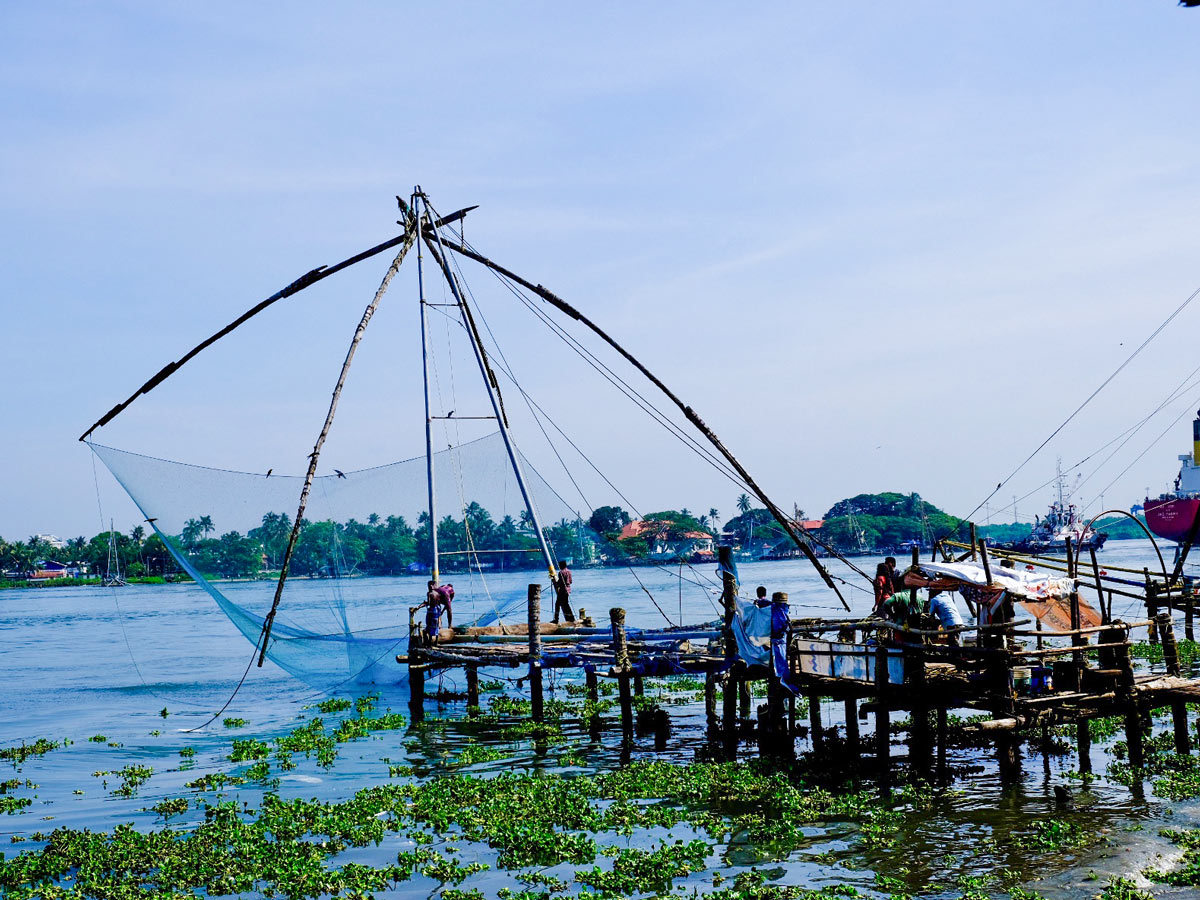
[1144,496,1200,543]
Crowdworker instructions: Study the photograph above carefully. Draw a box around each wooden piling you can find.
[529,584,544,723]
[718,546,739,741]
[739,677,752,721]
[808,691,823,753]
[409,664,425,723]
[633,674,645,698]
[1146,571,1159,644]
[611,607,633,737]
[1077,721,1092,774]
[1173,701,1191,755]
[466,664,479,713]
[1125,705,1145,769]
[874,645,890,783]
[845,698,860,751]
[936,707,948,777]
[1158,612,1181,676]
[704,671,717,730]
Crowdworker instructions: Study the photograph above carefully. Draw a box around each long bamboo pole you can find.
[256,223,417,666]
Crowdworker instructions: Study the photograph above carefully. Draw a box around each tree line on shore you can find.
[2,490,1145,585]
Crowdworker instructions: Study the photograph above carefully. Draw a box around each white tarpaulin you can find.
[911,561,1073,601]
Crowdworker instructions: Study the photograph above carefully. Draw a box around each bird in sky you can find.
[335,469,346,479]
[144,517,157,524]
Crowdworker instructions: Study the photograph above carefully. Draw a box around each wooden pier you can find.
[398,539,1200,785]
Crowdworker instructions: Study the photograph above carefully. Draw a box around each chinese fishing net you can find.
[88,434,718,690]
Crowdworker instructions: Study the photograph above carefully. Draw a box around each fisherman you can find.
[884,556,903,592]
[552,561,575,624]
[413,581,453,647]
[927,589,965,646]
[755,585,770,606]
[872,562,894,616]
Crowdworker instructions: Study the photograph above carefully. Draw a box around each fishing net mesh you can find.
[89,434,717,690]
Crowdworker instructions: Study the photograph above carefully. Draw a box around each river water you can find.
[1,540,1198,897]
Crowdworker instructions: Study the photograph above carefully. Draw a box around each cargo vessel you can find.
[1144,410,1200,543]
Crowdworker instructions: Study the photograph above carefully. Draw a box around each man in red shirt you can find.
[552,561,575,624]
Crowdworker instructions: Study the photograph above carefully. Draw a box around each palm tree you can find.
[708,508,720,534]
[198,515,215,539]
[736,494,751,514]
[182,518,202,548]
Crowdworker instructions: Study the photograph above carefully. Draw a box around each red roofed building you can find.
[618,520,715,561]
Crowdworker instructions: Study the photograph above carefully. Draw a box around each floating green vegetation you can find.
[0,739,63,765]
[150,797,189,819]
[159,707,169,718]
[222,717,247,729]
[1146,826,1200,886]
[229,738,270,763]
[317,697,353,713]
[1089,715,1123,742]
[479,678,507,692]
[111,765,153,798]
[178,746,196,758]
[1130,639,1200,671]
[0,796,32,815]
[1011,817,1103,852]
[451,741,511,768]
[86,735,107,743]
[185,772,246,791]
[1106,730,1200,799]
[575,840,710,897]
[1097,875,1158,899]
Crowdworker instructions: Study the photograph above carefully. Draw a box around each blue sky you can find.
[3,2,1200,542]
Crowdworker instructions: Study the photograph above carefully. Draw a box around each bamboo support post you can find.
[970,523,978,560]
[845,698,860,751]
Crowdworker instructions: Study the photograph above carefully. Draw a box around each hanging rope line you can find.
[950,282,1200,532]
[428,224,854,608]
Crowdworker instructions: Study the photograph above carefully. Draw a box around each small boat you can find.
[1144,409,1200,543]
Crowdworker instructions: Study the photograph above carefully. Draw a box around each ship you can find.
[1002,462,1107,555]
[1144,410,1200,544]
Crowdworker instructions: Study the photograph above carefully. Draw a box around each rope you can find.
[952,282,1200,533]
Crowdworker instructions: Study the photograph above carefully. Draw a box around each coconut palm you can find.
[736,494,751,515]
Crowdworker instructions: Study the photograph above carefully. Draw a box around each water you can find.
[1,540,1197,897]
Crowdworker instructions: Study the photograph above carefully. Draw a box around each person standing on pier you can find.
[552,561,575,624]
[415,581,453,647]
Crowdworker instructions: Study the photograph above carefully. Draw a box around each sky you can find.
[3,2,1200,543]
